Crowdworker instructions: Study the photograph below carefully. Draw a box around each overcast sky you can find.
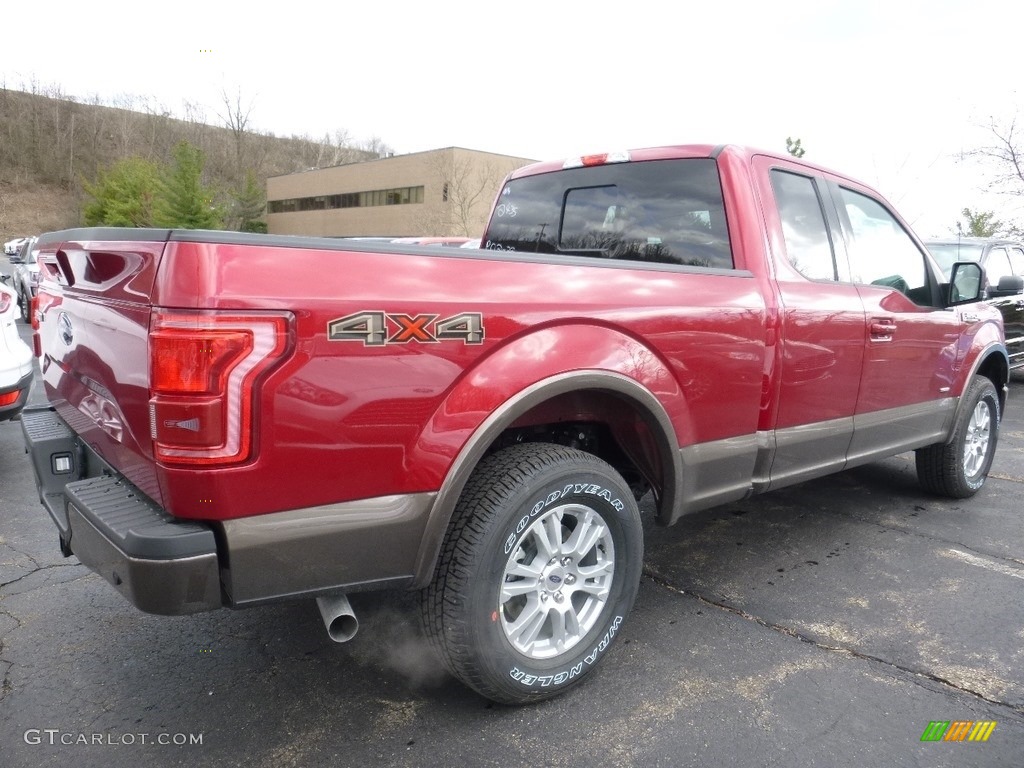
[4,0,1022,236]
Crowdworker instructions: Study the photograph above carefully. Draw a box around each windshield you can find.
[925,243,985,279]
[483,158,733,270]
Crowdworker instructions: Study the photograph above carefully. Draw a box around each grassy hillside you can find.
[0,86,382,243]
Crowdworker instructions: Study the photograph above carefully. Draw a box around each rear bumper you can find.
[21,407,222,615]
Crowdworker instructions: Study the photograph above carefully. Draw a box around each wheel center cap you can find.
[543,565,566,593]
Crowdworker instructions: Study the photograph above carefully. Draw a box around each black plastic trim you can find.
[64,475,216,560]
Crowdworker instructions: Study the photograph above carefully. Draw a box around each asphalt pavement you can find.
[1,318,1022,767]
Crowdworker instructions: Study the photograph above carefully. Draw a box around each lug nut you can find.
[560,557,572,566]
[553,593,564,603]
[564,575,576,585]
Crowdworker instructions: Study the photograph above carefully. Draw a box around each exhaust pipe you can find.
[316,593,359,643]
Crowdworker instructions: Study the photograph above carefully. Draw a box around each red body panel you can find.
[148,242,766,519]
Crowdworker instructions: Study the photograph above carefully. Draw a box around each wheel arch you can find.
[410,370,682,588]
[948,341,1009,445]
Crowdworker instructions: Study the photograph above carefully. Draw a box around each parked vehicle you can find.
[389,236,473,247]
[0,281,33,421]
[925,237,1024,371]
[4,236,29,256]
[8,235,39,321]
[21,144,1006,705]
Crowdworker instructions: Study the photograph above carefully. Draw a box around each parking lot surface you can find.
[2,319,1022,767]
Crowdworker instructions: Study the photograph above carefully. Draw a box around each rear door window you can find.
[984,247,1013,288]
[770,170,838,281]
[484,159,734,269]
[1009,247,1024,275]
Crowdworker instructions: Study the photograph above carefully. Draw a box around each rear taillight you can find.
[0,291,11,313]
[148,310,291,466]
[0,389,20,406]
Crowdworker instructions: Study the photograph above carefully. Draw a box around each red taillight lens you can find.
[149,311,291,466]
[0,292,11,314]
[151,330,254,395]
[0,389,20,406]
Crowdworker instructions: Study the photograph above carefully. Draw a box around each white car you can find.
[0,281,33,421]
[4,237,29,256]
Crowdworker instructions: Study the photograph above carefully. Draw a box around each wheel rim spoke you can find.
[563,509,605,560]
[505,597,549,649]
[501,577,541,601]
[531,510,562,560]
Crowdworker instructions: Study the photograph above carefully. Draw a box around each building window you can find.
[268,186,425,213]
[442,182,449,202]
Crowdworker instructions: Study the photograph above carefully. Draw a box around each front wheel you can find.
[915,376,1000,498]
[422,443,643,704]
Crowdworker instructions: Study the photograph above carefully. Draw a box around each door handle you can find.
[870,318,896,341]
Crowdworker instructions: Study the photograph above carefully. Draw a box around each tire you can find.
[17,289,28,322]
[915,376,1000,498]
[422,442,643,705]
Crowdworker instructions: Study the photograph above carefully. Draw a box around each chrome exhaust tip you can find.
[315,593,358,643]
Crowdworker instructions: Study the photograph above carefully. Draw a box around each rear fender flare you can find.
[409,325,684,587]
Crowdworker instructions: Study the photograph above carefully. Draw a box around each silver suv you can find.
[7,235,39,321]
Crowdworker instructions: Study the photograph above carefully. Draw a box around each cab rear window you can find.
[483,158,733,269]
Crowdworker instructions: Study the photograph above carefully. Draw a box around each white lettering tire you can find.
[916,376,1000,498]
[422,443,643,704]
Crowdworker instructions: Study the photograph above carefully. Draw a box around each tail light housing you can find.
[148,310,291,465]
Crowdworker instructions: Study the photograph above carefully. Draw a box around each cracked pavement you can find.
[1,316,1022,767]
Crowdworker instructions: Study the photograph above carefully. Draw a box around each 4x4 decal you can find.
[328,311,485,346]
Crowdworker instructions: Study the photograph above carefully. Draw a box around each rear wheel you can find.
[422,443,642,704]
[915,376,1000,498]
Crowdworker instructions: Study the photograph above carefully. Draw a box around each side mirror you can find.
[946,261,984,306]
[989,274,1024,298]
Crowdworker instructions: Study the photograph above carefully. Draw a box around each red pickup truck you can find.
[22,144,1008,705]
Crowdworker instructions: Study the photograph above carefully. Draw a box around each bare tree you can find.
[975,117,1023,188]
[418,151,520,236]
[970,115,1024,235]
[217,87,256,181]
[357,135,394,158]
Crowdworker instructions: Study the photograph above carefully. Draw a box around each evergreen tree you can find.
[152,141,222,229]
[81,157,161,227]
[228,170,267,232]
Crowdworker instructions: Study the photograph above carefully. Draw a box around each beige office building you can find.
[266,147,536,239]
